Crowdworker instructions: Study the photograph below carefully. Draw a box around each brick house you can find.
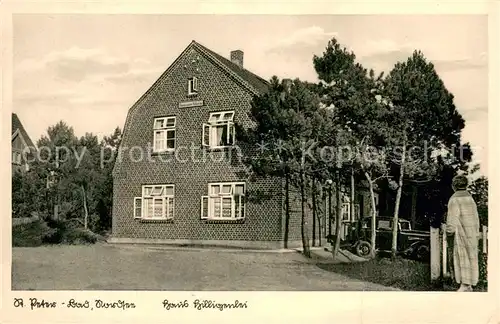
[110,40,378,248]
[12,113,35,173]
[111,40,313,248]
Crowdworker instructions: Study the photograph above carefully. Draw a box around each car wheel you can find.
[356,241,372,257]
[416,244,430,261]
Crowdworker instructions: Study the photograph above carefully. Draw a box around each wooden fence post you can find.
[482,225,487,254]
[430,227,441,282]
[442,228,448,277]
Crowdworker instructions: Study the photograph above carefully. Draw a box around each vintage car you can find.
[345,216,430,261]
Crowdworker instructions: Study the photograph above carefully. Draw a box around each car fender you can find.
[402,239,421,254]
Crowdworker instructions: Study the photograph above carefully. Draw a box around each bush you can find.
[42,219,67,244]
[61,227,99,245]
[477,238,488,290]
[12,220,56,247]
[41,219,100,245]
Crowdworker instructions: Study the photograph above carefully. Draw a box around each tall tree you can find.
[74,132,103,229]
[238,77,295,248]
[98,127,122,231]
[37,121,79,220]
[238,77,322,257]
[29,122,122,233]
[313,38,390,258]
[384,51,466,258]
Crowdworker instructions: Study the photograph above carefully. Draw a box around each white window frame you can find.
[134,184,175,220]
[188,77,199,95]
[153,117,176,153]
[201,182,245,220]
[202,111,235,149]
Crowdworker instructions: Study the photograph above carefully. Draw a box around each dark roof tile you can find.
[193,41,270,94]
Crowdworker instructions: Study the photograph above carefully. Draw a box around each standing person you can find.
[444,175,480,292]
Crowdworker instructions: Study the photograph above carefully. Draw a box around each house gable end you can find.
[113,41,267,177]
[113,42,197,176]
[12,129,27,150]
[11,113,35,149]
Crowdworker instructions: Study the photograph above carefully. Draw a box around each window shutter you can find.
[163,197,168,218]
[134,197,142,219]
[201,196,209,219]
[241,195,246,219]
[202,123,210,147]
[227,122,235,145]
[168,197,174,218]
[231,196,236,219]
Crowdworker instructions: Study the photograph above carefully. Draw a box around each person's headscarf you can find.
[452,175,469,191]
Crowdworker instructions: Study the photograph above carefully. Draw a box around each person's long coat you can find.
[445,190,480,286]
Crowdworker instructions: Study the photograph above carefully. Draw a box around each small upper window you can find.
[188,77,198,95]
[153,117,176,152]
[202,111,235,148]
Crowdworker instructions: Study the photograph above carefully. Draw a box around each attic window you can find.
[188,77,198,95]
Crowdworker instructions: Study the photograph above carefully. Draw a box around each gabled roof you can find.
[192,41,270,94]
[12,113,35,148]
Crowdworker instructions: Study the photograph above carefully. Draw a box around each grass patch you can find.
[318,257,432,291]
[317,255,487,291]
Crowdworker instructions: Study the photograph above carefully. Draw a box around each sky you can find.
[12,14,488,176]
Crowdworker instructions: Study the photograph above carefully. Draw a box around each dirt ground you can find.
[11,243,396,291]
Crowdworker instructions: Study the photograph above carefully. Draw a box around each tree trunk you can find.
[392,139,406,260]
[328,185,332,237]
[365,172,377,258]
[410,185,417,229]
[300,170,311,258]
[332,171,343,260]
[55,186,61,221]
[284,172,290,248]
[351,168,355,221]
[81,185,89,230]
[317,212,322,246]
[317,185,323,246]
[312,177,317,247]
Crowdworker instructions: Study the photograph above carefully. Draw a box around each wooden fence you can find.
[430,225,488,281]
[12,214,40,227]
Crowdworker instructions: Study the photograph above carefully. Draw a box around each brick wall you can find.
[285,185,315,242]
[112,45,285,243]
